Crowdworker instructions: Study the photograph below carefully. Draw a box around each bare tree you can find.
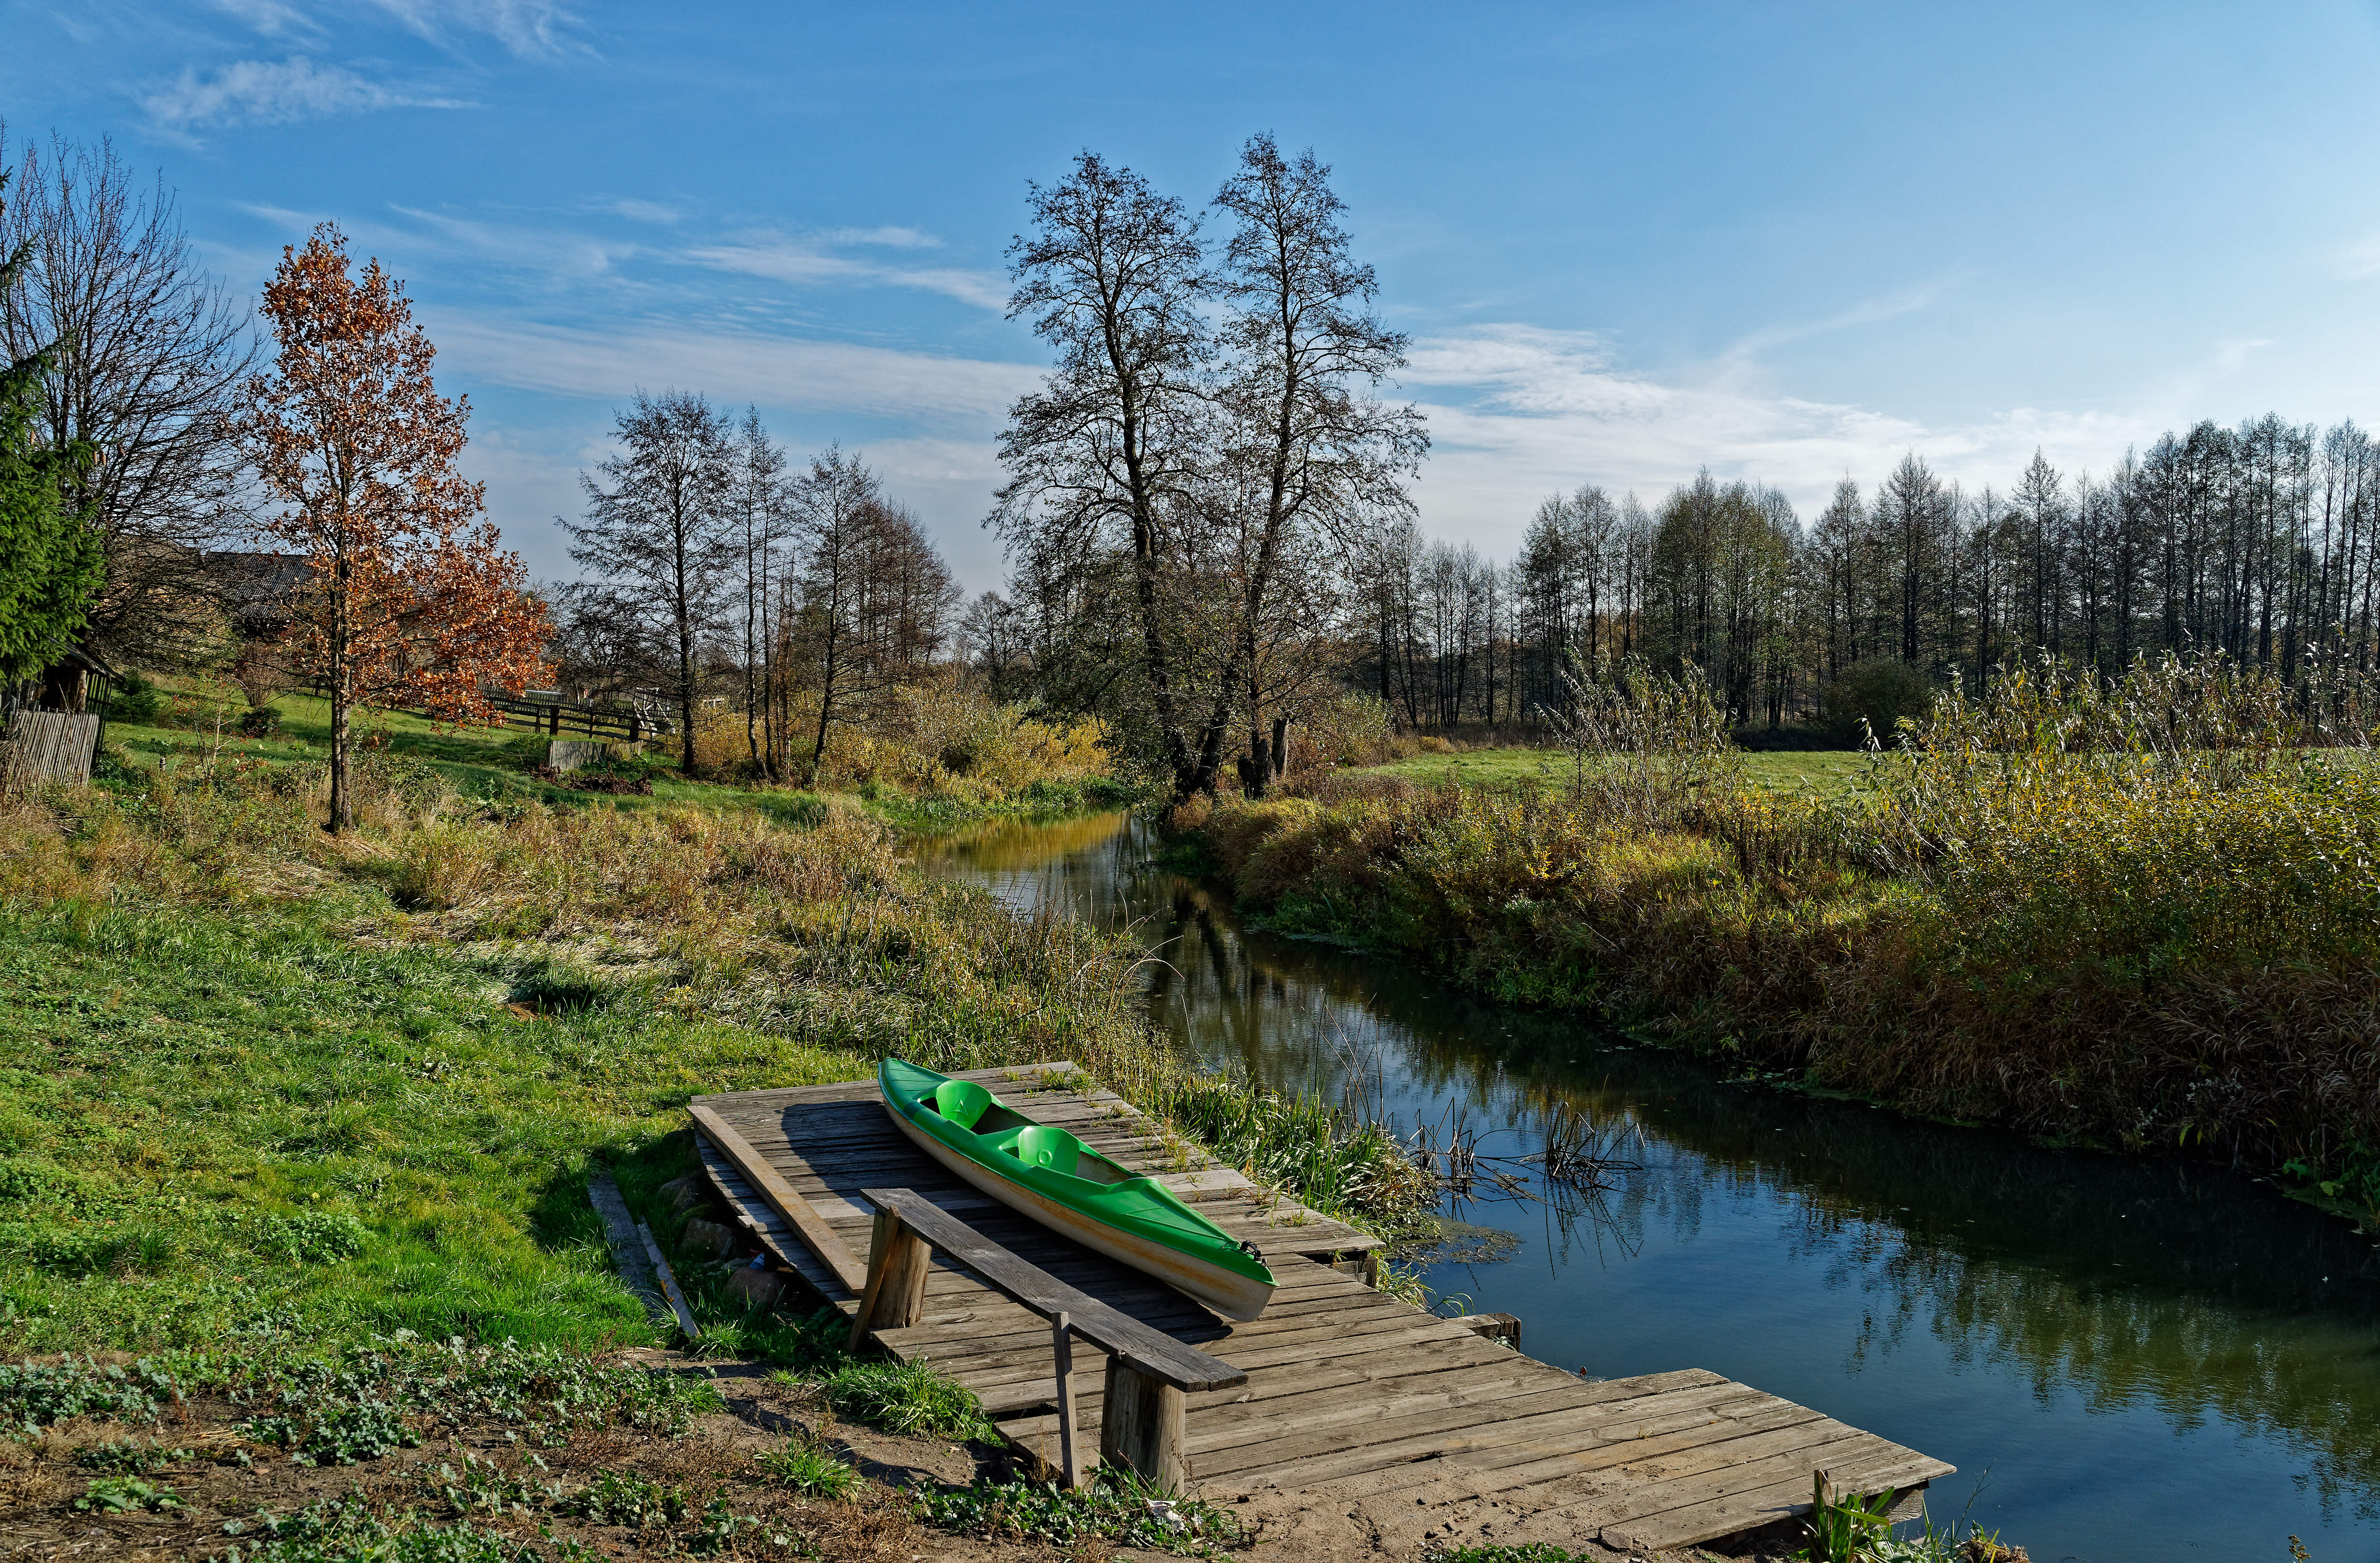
[564,391,735,773]
[994,152,1218,799]
[1211,134,1426,792]
[730,406,788,774]
[0,128,253,698]
[786,446,962,780]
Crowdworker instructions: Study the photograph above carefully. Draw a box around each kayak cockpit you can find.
[916,1082,1132,1188]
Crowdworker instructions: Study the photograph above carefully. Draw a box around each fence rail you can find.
[475,694,667,742]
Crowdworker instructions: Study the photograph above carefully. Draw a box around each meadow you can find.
[1364,743,1878,796]
[0,706,1427,1362]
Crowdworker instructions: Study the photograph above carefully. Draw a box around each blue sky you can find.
[6,0,2379,590]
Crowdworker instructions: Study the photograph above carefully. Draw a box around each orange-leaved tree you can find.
[236,223,548,832]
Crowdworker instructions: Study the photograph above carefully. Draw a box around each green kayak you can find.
[878,1057,1276,1320]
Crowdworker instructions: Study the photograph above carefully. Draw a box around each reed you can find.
[1197,651,2380,1177]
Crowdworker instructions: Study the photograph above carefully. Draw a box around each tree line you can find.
[1384,424,2380,740]
[969,138,2374,794]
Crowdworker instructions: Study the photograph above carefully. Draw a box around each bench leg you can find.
[846,1211,932,1351]
[1052,1311,1083,1489]
[1099,1358,1185,1489]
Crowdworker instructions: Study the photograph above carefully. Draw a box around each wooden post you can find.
[846,1209,931,1351]
[1361,1249,1381,1289]
[1051,1310,1083,1489]
[1100,1356,1186,1488]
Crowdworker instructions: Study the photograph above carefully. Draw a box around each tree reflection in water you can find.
[925,811,2380,1552]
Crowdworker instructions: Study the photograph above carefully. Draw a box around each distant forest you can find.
[980,412,2380,742]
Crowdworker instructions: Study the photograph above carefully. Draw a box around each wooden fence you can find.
[482,694,666,742]
[0,711,102,786]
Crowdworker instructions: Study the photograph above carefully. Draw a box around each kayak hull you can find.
[878,1065,1276,1322]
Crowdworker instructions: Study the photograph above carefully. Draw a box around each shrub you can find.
[109,673,161,724]
[1822,657,1933,742]
[913,1470,1249,1556]
[1196,648,2380,1172]
[239,706,283,738]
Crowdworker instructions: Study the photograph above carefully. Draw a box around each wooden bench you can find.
[851,1185,1247,1488]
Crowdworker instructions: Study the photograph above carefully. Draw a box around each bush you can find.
[239,706,283,738]
[1822,657,1933,742]
[1196,651,2380,1172]
[109,673,161,724]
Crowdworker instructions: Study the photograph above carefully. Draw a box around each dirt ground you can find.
[0,1349,1750,1563]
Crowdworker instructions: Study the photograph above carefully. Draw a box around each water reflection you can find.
[925,813,2380,1561]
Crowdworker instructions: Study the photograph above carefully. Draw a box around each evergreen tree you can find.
[0,171,101,685]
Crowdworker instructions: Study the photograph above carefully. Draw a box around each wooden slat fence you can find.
[0,711,101,785]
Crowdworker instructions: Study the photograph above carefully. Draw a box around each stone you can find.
[678,1217,738,1259]
[725,1267,787,1309]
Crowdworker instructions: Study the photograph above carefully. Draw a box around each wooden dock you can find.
[688,1064,1953,1556]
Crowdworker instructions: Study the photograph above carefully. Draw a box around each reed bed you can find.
[1200,652,2380,1180]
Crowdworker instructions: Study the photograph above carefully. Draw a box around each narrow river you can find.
[922,811,2380,1563]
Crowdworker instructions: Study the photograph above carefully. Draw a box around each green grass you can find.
[912,1469,1250,1556]
[0,892,871,1353]
[1361,745,1876,796]
[819,1358,995,1441]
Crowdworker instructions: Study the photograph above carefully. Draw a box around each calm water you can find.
[924,812,2380,1563]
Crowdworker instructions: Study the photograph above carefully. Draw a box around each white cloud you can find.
[1400,324,2165,553]
[424,313,1039,422]
[360,0,578,58]
[142,56,462,136]
[681,234,1007,311]
[825,226,942,250]
[208,0,325,40]
[601,199,679,226]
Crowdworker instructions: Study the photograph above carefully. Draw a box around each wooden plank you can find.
[860,1186,1246,1393]
[689,1102,868,1292]
[1599,1447,1946,1553]
[585,1170,670,1328]
[635,1218,701,1341]
[692,1070,1954,1552]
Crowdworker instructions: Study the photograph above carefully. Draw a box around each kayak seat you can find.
[931,1079,992,1130]
[1014,1125,1082,1176]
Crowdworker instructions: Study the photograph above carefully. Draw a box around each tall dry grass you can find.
[1198,652,2380,1173]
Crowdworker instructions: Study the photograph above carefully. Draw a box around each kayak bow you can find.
[876,1058,1276,1321]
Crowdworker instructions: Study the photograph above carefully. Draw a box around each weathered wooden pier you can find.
[687,1063,1952,1556]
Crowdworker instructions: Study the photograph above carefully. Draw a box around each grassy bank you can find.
[1191,657,2380,1195]
[0,742,1417,1361]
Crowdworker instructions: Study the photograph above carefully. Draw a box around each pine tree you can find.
[0,171,102,685]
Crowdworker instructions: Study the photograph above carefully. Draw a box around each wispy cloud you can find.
[425,313,1039,422]
[207,0,326,40]
[142,56,464,138]
[600,198,679,225]
[359,0,580,59]
[825,226,942,250]
[1401,324,2164,552]
[681,233,1007,310]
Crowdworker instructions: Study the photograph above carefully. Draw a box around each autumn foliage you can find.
[236,224,547,830]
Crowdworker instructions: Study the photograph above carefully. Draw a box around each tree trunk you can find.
[327,550,353,833]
